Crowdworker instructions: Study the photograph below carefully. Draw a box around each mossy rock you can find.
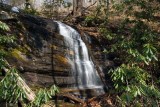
[53,54,70,67]
[11,49,28,62]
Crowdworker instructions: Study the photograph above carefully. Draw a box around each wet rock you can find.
[0,11,10,20]
[2,14,74,87]
[81,30,115,89]
[1,10,112,92]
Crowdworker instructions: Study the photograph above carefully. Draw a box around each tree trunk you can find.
[73,0,83,16]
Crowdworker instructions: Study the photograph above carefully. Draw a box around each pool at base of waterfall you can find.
[72,86,105,98]
[61,86,105,100]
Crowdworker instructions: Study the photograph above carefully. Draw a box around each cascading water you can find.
[56,21,103,89]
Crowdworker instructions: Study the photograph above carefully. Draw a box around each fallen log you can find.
[58,93,84,104]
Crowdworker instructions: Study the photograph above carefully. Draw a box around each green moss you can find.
[14,44,30,54]
[9,43,32,62]
[11,49,27,62]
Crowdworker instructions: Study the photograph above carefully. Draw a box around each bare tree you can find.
[73,0,83,16]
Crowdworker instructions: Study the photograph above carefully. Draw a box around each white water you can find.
[56,21,103,88]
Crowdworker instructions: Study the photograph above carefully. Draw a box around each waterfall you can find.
[56,21,103,89]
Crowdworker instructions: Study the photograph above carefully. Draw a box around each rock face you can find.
[4,14,74,87]
[3,13,111,90]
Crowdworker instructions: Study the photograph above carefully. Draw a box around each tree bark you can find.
[58,93,84,104]
[73,0,83,16]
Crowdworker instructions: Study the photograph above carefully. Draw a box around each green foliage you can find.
[0,21,10,31]
[0,21,25,105]
[84,16,95,26]
[109,64,160,106]
[0,67,59,107]
[99,28,117,40]
[99,0,160,106]
[0,50,6,69]
[0,21,15,45]
[0,35,15,44]
[84,15,103,27]
[28,85,59,107]
[113,0,160,20]
[110,64,149,91]
[0,68,27,103]
[0,21,15,69]
[0,21,15,65]
[0,21,59,107]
